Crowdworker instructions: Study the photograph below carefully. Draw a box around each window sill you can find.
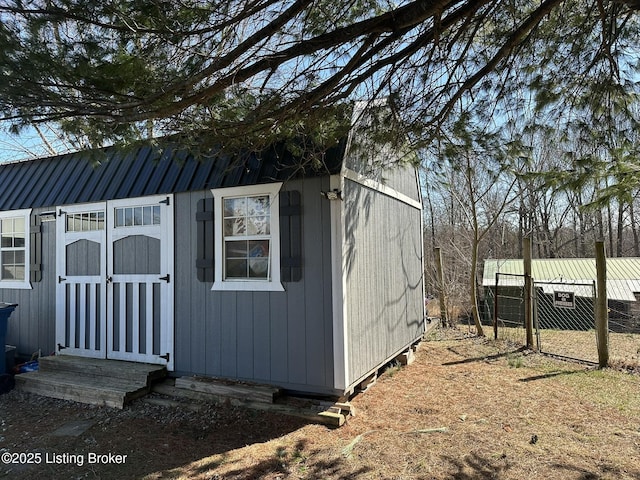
[0,281,32,290]
[211,280,284,292]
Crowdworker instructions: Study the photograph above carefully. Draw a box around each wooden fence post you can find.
[595,241,609,368]
[434,247,449,327]
[523,237,535,349]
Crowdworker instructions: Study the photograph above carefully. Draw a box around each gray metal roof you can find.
[0,141,345,211]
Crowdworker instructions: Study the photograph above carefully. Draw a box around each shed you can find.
[0,111,425,397]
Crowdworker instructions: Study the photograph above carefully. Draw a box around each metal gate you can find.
[486,273,526,343]
[534,281,597,363]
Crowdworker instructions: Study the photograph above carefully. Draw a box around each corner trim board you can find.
[330,174,349,391]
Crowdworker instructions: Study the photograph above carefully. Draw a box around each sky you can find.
[0,126,76,163]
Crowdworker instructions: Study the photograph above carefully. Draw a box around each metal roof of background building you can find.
[483,258,640,301]
[0,140,346,211]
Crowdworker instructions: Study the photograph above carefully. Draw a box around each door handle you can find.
[106,275,112,284]
[159,274,170,283]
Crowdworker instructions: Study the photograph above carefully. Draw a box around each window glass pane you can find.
[14,250,24,265]
[224,218,246,236]
[1,235,12,248]
[1,251,23,280]
[116,208,124,227]
[134,207,143,226]
[1,219,13,233]
[13,233,25,248]
[14,217,25,232]
[247,196,269,216]
[2,251,15,266]
[249,258,269,278]
[224,198,246,218]
[67,211,105,231]
[143,206,152,225]
[225,240,248,258]
[13,266,25,281]
[225,259,247,278]
[115,205,160,227]
[248,239,270,279]
[125,208,133,226]
[248,240,269,258]
[247,216,269,235]
[2,267,15,280]
[222,194,273,281]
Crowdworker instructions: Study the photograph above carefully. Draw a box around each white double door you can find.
[55,195,174,370]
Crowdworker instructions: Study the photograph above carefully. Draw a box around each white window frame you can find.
[211,183,284,292]
[0,208,32,290]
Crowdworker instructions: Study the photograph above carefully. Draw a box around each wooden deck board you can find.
[14,355,167,408]
[175,376,280,404]
[38,355,167,383]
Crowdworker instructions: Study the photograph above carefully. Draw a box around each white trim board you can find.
[329,174,349,391]
[342,168,423,210]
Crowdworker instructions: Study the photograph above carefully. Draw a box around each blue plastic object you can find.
[0,303,18,375]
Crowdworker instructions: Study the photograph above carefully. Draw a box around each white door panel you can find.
[55,195,174,370]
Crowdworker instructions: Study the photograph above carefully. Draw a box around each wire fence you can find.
[533,281,598,363]
[482,274,640,367]
[482,273,526,344]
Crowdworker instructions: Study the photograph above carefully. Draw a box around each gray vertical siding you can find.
[1,168,421,395]
[345,136,421,204]
[173,177,337,394]
[343,171,424,386]
[1,208,57,358]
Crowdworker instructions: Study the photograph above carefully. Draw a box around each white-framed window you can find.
[211,183,283,291]
[0,209,31,289]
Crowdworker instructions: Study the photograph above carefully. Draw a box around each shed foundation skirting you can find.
[152,377,350,428]
[346,333,424,397]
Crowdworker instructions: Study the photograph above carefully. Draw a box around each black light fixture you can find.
[39,211,57,222]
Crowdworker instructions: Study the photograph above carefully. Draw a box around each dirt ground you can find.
[1,327,640,480]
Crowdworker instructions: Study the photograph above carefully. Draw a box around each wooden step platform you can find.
[150,377,351,428]
[14,355,167,409]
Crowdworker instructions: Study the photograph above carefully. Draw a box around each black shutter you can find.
[195,198,215,282]
[279,190,302,282]
[30,215,42,282]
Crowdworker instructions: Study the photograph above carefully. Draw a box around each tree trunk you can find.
[631,200,640,256]
[617,198,624,257]
[607,192,614,256]
[470,237,485,336]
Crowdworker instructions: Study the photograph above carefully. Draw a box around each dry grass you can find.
[161,329,640,480]
[499,324,640,368]
[2,328,640,479]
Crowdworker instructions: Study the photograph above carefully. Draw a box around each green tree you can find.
[0,0,638,161]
